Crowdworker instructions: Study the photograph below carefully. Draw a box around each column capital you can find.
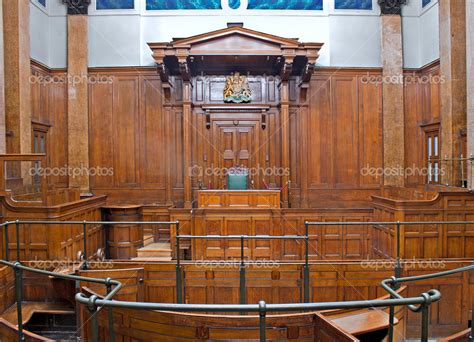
[63,0,91,15]
[378,0,407,15]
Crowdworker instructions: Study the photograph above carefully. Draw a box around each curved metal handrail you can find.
[3,258,470,342]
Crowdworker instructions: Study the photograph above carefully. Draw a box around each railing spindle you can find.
[395,222,401,281]
[106,278,115,342]
[175,221,182,304]
[259,300,266,342]
[82,221,88,270]
[4,223,9,262]
[420,301,430,342]
[13,262,24,341]
[303,221,310,303]
[239,235,246,306]
[15,220,20,262]
[88,295,99,342]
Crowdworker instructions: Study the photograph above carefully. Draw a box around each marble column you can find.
[466,0,474,189]
[2,0,31,154]
[439,0,467,186]
[0,0,6,154]
[380,10,405,187]
[65,1,90,192]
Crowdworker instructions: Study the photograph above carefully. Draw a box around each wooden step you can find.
[143,234,154,246]
[135,242,172,259]
[132,256,173,262]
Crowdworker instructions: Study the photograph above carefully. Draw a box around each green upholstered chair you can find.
[227,167,248,190]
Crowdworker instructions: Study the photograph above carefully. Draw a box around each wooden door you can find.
[212,120,259,188]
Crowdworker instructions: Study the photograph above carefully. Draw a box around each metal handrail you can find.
[0,260,122,342]
[0,257,445,342]
[2,220,474,341]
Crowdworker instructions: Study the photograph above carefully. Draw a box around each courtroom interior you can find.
[0,0,473,341]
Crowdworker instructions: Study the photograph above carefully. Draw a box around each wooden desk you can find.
[197,190,280,209]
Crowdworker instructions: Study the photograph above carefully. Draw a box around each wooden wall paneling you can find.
[113,76,139,187]
[143,263,177,303]
[173,110,184,203]
[48,74,68,188]
[289,108,301,204]
[299,105,309,207]
[404,74,423,186]
[331,76,359,188]
[403,262,470,338]
[307,75,332,189]
[0,266,14,314]
[357,74,382,188]
[138,75,166,190]
[89,79,114,189]
[2,195,106,261]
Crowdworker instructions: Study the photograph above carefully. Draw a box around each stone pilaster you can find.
[65,1,90,192]
[439,0,467,186]
[380,12,405,187]
[466,0,474,189]
[2,0,31,154]
[0,0,6,154]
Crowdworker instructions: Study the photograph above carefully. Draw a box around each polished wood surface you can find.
[197,190,280,208]
[0,194,106,261]
[372,189,474,259]
[103,205,143,259]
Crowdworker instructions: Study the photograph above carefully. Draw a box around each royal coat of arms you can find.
[224,72,252,103]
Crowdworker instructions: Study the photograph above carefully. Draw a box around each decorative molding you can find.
[63,0,91,15]
[378,0,407,15]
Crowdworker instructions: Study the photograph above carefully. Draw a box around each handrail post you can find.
[470,304,474,342]
[4,222,9,261]
[395,221,401,285]
[420,301,430,342]
[105,278,115,342]
[15,220,20,262]
[303,221,310,303]
[387,279,397,342]
[87,295,99,342]
[82,221,88,270]
[13,262,25,341]
[239,235,246,306]
[175,221,183,303]
[259,300,266,342]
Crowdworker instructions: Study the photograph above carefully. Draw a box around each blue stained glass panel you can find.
[97,0,134,10]
[247,0,323,10]
[229,0,240,9]
[422,0,431,8]
[334,0,372,10]
[146,0,222,10]
[38,0,46,7]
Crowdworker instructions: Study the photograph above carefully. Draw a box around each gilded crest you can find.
[224,72,252,103]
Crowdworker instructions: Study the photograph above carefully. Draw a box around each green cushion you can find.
[228,173,248,190]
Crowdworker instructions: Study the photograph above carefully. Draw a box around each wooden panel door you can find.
[212,120,260,188]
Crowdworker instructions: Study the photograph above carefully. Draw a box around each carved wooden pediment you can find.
[148,24,323,90]
[190,34,284,56]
